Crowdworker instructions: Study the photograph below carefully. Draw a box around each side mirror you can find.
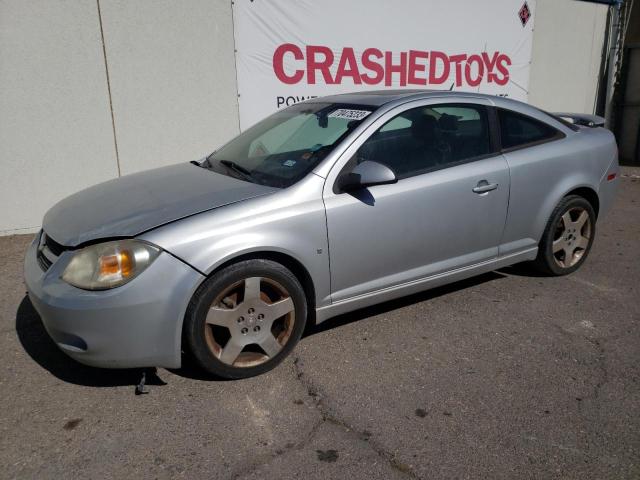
[338,161,397,192]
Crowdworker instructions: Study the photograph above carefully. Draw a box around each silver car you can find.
[24,90,619,378]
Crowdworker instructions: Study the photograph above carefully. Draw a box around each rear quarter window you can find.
[498,109,563,150]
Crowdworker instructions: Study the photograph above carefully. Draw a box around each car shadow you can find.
[16,270,507,387]
[15,295,167,388]
[497,262,550,278]
[305,270,506,337]
[348,188,376,206]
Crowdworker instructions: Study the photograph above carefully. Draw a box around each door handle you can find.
[472,180,498,194]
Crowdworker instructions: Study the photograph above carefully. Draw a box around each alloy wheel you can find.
[204,276,296,367]
[552,207,592,268]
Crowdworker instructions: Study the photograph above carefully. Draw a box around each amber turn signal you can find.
[99,251,133,278]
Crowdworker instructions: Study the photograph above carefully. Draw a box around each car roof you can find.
[307,89,568,131]
[309,89,499,107]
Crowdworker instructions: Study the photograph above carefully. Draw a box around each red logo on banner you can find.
[272,44,512,88]
[518,2,531,27]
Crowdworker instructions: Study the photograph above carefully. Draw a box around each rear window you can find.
[498,109,562,150]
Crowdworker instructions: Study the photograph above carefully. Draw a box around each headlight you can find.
[61,240,160,290]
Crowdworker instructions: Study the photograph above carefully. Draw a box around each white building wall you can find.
[0,0,239,235]
[529,0,608,113]
[99,0,239,176]
[0,0,609,235]
[0,0,118,234]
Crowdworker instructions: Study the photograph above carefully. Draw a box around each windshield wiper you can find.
[219,159,254,182]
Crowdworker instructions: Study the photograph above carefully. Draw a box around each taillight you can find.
[607,173,617,181]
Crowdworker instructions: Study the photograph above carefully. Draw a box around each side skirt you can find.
[314,247,538,324]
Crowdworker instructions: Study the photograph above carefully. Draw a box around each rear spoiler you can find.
[552,112,605,128]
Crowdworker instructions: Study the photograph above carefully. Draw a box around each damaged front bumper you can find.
[24,233,204,369]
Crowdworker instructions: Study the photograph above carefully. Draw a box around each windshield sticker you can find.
[283,159,297,167]
[328,109,371,121]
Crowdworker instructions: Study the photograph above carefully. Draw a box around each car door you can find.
[322,99,510,303]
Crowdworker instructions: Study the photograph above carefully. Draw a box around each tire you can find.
[532,195,596,276]
[183,259,307,379]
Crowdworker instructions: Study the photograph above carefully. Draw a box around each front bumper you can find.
[24,235,205,369]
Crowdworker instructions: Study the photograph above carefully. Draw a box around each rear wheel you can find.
[533,195,596,276]
[184,260,307,379]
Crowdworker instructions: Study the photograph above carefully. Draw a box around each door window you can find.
[498,109,561,150]
[354,104,492,179]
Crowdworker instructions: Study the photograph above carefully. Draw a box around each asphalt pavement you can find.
[1,169,638,479]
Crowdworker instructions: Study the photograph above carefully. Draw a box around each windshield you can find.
[206,103,376,188]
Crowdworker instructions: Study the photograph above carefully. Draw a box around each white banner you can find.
[232,0,536,130]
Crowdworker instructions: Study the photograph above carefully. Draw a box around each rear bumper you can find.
[24,235,204,369]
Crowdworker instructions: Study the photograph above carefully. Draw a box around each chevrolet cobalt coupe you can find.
[25,90,619,378]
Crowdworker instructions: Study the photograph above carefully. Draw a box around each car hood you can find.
[43,162,277,247]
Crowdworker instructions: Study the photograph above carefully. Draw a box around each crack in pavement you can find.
[230,414,326,480]
[229,353,420,480]
[290,356,420,479]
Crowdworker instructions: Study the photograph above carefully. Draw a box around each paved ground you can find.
[1,170,639,480]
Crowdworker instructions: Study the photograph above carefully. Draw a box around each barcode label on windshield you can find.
[328,109,371,121]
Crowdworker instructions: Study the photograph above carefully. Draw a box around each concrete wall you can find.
[99,0,239,176]
[0,0,608,235]
[0,0,118,235]
[528,0,608,113]
[0,0,239,235]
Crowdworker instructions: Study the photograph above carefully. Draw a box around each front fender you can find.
[139,175,332,308]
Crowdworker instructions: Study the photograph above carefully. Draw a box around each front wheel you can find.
[183,260,307,379]
[533,195,596,276]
